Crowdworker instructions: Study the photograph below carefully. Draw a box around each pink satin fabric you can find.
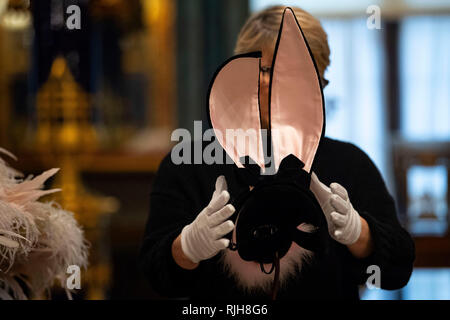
[270,9,324,173]
[209,56,265,169]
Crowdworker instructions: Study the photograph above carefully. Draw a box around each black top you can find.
[138,137,415,300]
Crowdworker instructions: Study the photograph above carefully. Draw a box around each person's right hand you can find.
[180,175,235,264]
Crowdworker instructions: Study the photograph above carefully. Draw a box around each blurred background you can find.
[0,0,448,299]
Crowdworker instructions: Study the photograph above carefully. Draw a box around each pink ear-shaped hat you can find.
[207,7,325,174]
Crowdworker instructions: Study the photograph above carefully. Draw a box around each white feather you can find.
[0,148,89,299]
[0,236,19,248]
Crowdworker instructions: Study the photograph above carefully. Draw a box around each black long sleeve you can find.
[138,153,200,298]
[139,137,416,299]
[311,139,415,291]
[138,141,237,298]
[346,143,415,290]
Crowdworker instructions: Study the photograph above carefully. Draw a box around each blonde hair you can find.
[235,5,330,83]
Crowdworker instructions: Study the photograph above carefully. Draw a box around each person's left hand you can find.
[309,172,362,245]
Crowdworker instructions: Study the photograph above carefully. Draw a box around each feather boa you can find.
[0,148,89,300]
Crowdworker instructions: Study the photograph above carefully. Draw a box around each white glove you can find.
[181,175,235,264]
[309,172,361,245]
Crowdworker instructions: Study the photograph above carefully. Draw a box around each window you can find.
[320,19,388,188]
[407,165,448,236]
[399,16,450,141]
[361,268,450,300]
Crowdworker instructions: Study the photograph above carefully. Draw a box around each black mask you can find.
[228,154,328,269]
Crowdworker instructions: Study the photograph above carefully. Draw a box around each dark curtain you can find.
[175,0,250,133]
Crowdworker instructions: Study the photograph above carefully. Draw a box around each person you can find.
[138,5,415,300]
